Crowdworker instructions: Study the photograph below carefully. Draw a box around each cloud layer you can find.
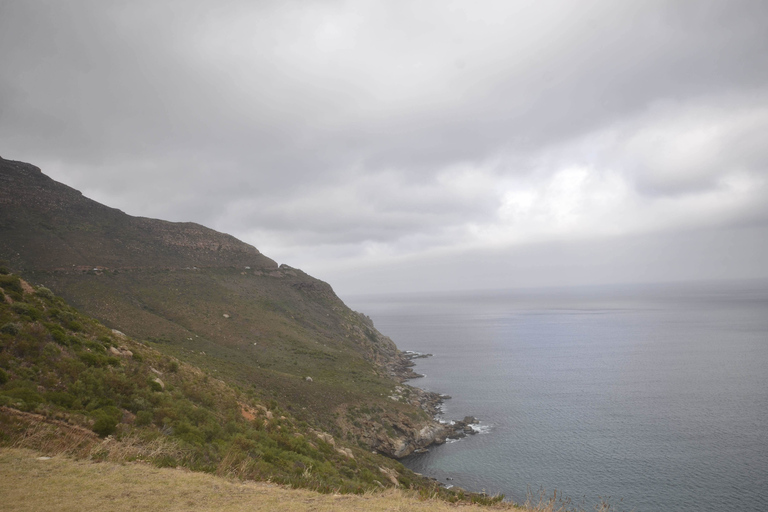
[2,1,767,294]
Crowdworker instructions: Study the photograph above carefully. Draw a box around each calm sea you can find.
[346,280,768,512]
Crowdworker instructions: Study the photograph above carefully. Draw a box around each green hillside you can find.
[0,157,494,502]
[0,156,450,458]
[0,270,501,503]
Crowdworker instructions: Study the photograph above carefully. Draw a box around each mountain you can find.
[0,156,469,460]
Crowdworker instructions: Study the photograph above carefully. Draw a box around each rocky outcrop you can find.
[336,378,481,459]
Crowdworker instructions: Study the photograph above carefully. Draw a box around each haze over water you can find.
[348,280,768,512]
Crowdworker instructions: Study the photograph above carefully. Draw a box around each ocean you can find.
[346,280,768,512]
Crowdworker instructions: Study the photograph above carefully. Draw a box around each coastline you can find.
[389,350,481,456]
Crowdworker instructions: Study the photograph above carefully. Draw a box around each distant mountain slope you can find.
[0,157,276,271]
[0,156,453,459]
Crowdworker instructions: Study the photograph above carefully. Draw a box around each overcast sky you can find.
[2,1,767,296]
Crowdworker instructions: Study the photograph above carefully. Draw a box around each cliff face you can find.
[0,156,450,459]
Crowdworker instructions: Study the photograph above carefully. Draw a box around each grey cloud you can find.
[1,1,768,291]
[328,223,768,296]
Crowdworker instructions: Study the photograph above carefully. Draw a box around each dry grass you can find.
[1,407,184,464]
[523,488,625,512]
[1,411,625,511]
[0,447,517,512]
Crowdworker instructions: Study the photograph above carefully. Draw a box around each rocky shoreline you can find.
[385,350,481,456]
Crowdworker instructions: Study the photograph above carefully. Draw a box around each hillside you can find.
[0,271,428,493]
[0,269,508,505]
[1,448,520,511]
[0,156,493,498]
[0,156,460,458]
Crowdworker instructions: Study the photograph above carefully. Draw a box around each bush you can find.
[0,275,22,294]
[91,406,121,437]
[0,387,44,411]
[35,286,55,300]
[135,410,153,426]
[0,368,8,385]
[1,322,21,336]
[46,390,76,408]
[46,324,68,345]
[79,352,109,367]
[11,302,42,321]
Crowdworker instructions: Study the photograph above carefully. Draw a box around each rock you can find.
[153,377,165,390]
[109,346,133,357]
[304,376,313,382]
[313,431,334,446]
[378,466,400,487]
[336,447,355,459]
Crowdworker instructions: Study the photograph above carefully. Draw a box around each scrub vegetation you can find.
[0,271,501,504]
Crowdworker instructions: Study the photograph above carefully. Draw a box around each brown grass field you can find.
[1,447,518,512]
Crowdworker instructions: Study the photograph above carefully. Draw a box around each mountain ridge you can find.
[0,156,275,272]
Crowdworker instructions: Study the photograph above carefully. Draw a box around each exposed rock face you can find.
[336,383,480,459]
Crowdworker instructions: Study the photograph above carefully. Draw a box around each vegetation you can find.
[0,274,500,504]
[1,447,517,511]
[0,159,507,506]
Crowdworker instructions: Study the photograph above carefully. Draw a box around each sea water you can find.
[346,280,768,512]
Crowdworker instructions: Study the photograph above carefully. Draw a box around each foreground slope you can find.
[0,157,452,458]
[0,272,436,494]
[1,448,515,511]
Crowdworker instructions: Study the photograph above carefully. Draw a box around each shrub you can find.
[0,274,22,294]
[46,324,68,345]
[91,406,121,437]
[0,368,8,385]
[1,322,21,336]
[0,387,44,411]
[11,302,43,320]
[35,286,55,300]
[79,352,109,367]
[11,302,42,321]
[46,390,76,408]
[135,410,153,426]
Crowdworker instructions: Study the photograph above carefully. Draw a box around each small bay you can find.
[347,280,768,512]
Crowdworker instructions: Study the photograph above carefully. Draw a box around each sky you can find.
[2,0,767,296]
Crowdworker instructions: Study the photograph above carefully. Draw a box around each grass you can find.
[1,448,626,511]
[0,447,514,512]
